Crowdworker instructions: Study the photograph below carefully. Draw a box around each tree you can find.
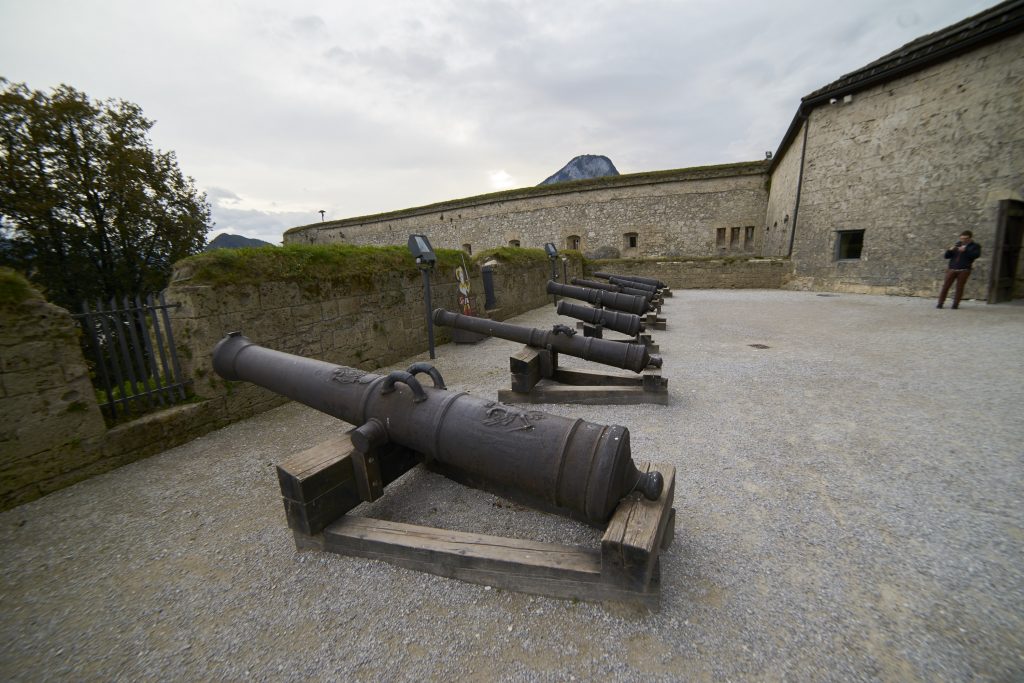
[0,79,210,310]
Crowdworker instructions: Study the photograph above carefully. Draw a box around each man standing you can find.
[937,231,982,309]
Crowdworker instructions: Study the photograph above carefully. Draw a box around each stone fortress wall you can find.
[286,163,771,262]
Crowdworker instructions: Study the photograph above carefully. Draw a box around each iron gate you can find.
[73,293,190,421]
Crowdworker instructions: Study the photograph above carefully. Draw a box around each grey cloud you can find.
[291,15,326,35]
[324,44,448,81]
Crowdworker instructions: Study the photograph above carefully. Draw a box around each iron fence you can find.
[73,293,189,421]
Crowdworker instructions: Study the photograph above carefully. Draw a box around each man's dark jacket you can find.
[945,242,981,270]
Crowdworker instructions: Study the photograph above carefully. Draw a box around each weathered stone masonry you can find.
[783,31,1024,298]
[286,162,771,261]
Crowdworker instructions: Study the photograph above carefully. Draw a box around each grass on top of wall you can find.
[0,268,44,307]
[178,244,468,289]
[474,247,585,268]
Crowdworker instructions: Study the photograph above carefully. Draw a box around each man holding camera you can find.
[937,231,982,309]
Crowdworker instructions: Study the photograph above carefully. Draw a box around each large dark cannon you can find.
[571,278,655,302]
[607,277,658,295]
[556,301,644,337]
[212,332,663,523]
[432,309,660,372]
[594,272,667,289]
[546,281,651,315]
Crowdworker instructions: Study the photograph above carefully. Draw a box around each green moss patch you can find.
[0,268,43,307]
[177,244,467,290]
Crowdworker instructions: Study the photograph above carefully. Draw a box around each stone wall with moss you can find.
[1,271,107,507]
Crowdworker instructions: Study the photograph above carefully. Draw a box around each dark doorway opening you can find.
[988,199,1024,303]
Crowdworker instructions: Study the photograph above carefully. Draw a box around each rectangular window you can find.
[624,232,638,249]
[744,226,754,251]
[730,227,740,249]
[716,228,726,248]
[835,230,865,260]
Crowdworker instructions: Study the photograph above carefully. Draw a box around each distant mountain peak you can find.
[539,155,620,186]
[204,233,274,251]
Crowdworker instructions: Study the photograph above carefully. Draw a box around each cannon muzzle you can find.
[212,333,663,523]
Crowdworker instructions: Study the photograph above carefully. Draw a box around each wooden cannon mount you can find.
[498,345,668,405]
[278,431,676,608]
[432,309,669,405]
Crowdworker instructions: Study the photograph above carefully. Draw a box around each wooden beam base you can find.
[293,459,676,608]
[500,365,668,405]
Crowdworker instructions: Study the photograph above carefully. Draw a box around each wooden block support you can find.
[276,433,420,535]
[509,346,542,393]
[601,462,676,591]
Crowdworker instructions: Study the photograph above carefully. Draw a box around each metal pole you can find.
[550,258,558,305]
[422,266,435,359]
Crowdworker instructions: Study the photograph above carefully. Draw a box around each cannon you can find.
[571,277,656,302]
[593,272,667,289]
[433,309,668,405]
[606,277,658,295]
[557,301,644,337]
[546,281,651,315]
[432,309,659,372]
[213,332,663,524]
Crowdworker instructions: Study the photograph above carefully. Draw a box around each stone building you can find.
[767,0,1024,300]
[286,0,1023,302]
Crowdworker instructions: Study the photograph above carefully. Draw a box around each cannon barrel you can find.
[607,277,658,295]
[212,333,662,523]
[547,281,650,315]
[556,301,644,337]
[432,309,660,372]
[571,278,654,302]
[594,272,667,289]
[571,277,622,293]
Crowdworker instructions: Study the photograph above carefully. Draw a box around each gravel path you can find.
[2,290,1022,681]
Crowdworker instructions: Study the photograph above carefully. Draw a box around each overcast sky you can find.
[1,0,994,245]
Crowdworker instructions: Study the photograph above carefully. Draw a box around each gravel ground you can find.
[2,290,1022,682]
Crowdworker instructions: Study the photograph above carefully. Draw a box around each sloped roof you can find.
[771,0,1024,170]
